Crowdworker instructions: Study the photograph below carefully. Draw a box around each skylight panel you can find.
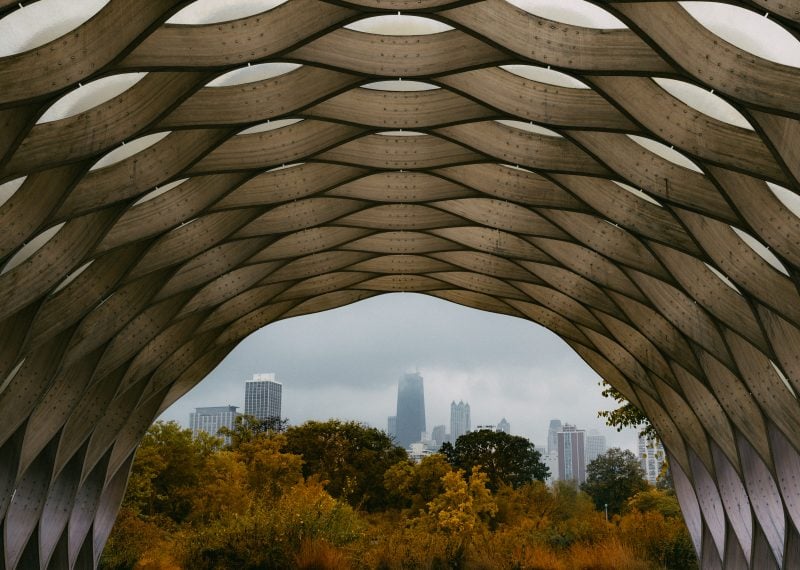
[132,179,189,206]
[238,119,303,135]
[612,181,663,207]
[346,15,453,35]
[0,0,108,56]
[627,135,704,173]
[0,177,26,209]
[168,0,287,24]
[90,132,171,171]
[1,223,65,275]
[378,131,426,137]
[207,63,301,87]
[500,65,589,89]
[680,2,800,68]
[731,226,790,276]
[767,183,800,218]
[52,261,94,295]
[653,78,752,130]
[37,73,147,123]
[363,80,439,91]
[495,120,562,138]
[506,0,627,28]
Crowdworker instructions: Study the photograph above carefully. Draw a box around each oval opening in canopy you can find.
[346,15,453,35]
[680,1,800,68]
[652,78,752,130]
[0,0,108,57]
[627,135,704,173]
[168,0,288,24]
[500,65,589,89]
[37,73,148,123]
[207,63,302,87]
[363,80,440,91]
[506,0,627,29]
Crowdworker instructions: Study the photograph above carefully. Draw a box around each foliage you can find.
[597,380,658,439]
[383,454,452,514]
[102,420,697,570]
[439,429,549,490]
[283,419,407,510]
[582,448,649,516]
[218,414,289,448]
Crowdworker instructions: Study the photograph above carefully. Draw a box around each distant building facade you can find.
[557,424,586,484]
[585,430,607,464]
[387,415,397,439]
[189,406,239,445]
[547,419,562,456]
[639,434,665,485]
[395,372,426,448]
[407,442,435,463]
[244,373,282,421]
[431,424,447,449]
[497,418,511,434]
[450,400,471,443]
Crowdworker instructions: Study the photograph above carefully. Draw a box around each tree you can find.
[218,414,289,448]
[283,419,407,510]
[384,454,453,514]
[597,380,657,439]
[582,447,649,516]
[440,429,549,490]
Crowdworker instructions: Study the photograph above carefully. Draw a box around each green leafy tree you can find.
[440,429,549,490]
[218,414,289,448]
[127,421,219,522]
[626,487,682,518]
[582,447,649,517]
[283,419,407,510]
[598,380,657,439]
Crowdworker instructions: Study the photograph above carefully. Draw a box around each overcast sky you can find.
[160,293,639,452]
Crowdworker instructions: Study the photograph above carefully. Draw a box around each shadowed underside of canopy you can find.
[1,0,800,568]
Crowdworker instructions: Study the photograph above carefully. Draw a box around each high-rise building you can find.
[639,434,665,485]
[450,400,471,443]
[189,406,239,445]
[585,429,607,464]
[497,418,511,434]
[395,372,426,448]
[547,419,562,455]
[244,373,282,421]
[387,415,397,439]
[557,424,586,484]
[431,424,447,449]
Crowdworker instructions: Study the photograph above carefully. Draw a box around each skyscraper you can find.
[450,400,471,443]
[387,415,397,439]
[639,434,665,485]
[497,418,511,434]
[431,424,447,449]
[557,424,586,484]
[244,373,282,421]
[189,406,239,445]
[547,419,562,455]
[585,429,607,464]
[395,372,426,448]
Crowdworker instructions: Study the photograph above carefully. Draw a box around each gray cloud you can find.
[160,293,639,452]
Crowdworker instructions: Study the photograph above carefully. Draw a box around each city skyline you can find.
[159,294,639,452]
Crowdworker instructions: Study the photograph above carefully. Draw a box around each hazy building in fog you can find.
[547,419,562,455]
[450,400,471,443]
[244,373,282,421]
[395,372,426,448]
[557,424,586,484]
[189,406,239,445]
[585,429,607,464]
[387,415,397,439]
[639,435,665,485]
[497,418,511,434]
[431,424,447,449]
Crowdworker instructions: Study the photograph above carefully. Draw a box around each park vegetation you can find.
[100,418,696,570]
